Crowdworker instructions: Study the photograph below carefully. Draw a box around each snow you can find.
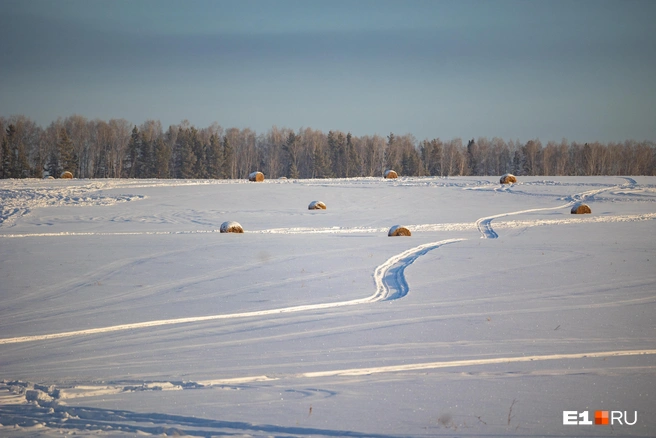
[0,176,655,437]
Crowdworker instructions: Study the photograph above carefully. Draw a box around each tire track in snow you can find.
[475,203,575,239]
[0,225,455,238]
[71,349,655,387]
[16,349,654,407]
[475,179,636,239]
[372,239,464,301]
[374,239,464,300]
[197,349,656,384]
[295,349,656,379]
[0,239,463,345]
[3,211,656,239]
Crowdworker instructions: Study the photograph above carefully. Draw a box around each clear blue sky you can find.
[1,0,655,142]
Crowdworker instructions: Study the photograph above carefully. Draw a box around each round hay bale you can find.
[308,201,327,210]
[220,221,244,233]
[571,204,591,214]
[500,173,517,184]
[249,171,264,182]
[60,171,74,179]
[44,175,54,179]
[384,169,398,179]
[388,225,411,237]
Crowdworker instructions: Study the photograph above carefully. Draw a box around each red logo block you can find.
[595,411,609,425]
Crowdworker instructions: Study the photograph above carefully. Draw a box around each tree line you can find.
[1,115,654,180]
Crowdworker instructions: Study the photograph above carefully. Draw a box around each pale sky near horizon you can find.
[1,0,655,143]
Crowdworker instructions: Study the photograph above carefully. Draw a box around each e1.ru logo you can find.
[563,411,637,425]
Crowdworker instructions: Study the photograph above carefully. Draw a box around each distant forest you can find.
[1,115,655,180]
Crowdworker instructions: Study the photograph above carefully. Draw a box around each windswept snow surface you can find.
[0,176,655,437]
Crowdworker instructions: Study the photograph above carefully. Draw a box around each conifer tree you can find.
[283,132,300,178]
[154,137,170,178]
[401,148,421,176]
[125,126,142,178]
[385,132,396,172]
[467,138,479,175]
[328,131,347,177]
[12,141,30,178]
[176,128,197,179]
[190,127,206,178]
[32,146,44,178]
[206,134,223,179]
[327,131,337,176]
[311,144,332,178]
[421,139,443,176]
[0,135,10,179]
[57,128,77,176]
[1,124,30,178]
[47,148,60,178]
[140,137,155,178]
[345,132,361,177]
[512,149,523,175]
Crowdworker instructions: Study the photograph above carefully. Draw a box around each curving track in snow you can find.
[374,239,465,300]
[476,203,577,239]
[0,239,463,345]
[475,177,638,239]
[2,213,655,239]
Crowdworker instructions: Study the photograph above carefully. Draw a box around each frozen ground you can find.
[0,176,654,437]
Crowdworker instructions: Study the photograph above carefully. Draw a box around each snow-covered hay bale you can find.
[500,173,516,184]
[571,204,592,214]
[384,169,398,179]
[60,171,73,179]
[220,221,244,233]
[249,171,264,182]
[44,175,54,179]
[388,225,411,237]
[308,201,327,210]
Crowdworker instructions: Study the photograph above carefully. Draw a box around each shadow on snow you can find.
[0,402,406,438]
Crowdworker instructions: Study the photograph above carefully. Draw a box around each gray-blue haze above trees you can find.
[1,1,655,143]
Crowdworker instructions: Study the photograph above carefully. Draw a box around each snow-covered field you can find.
[1,176,655,437]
